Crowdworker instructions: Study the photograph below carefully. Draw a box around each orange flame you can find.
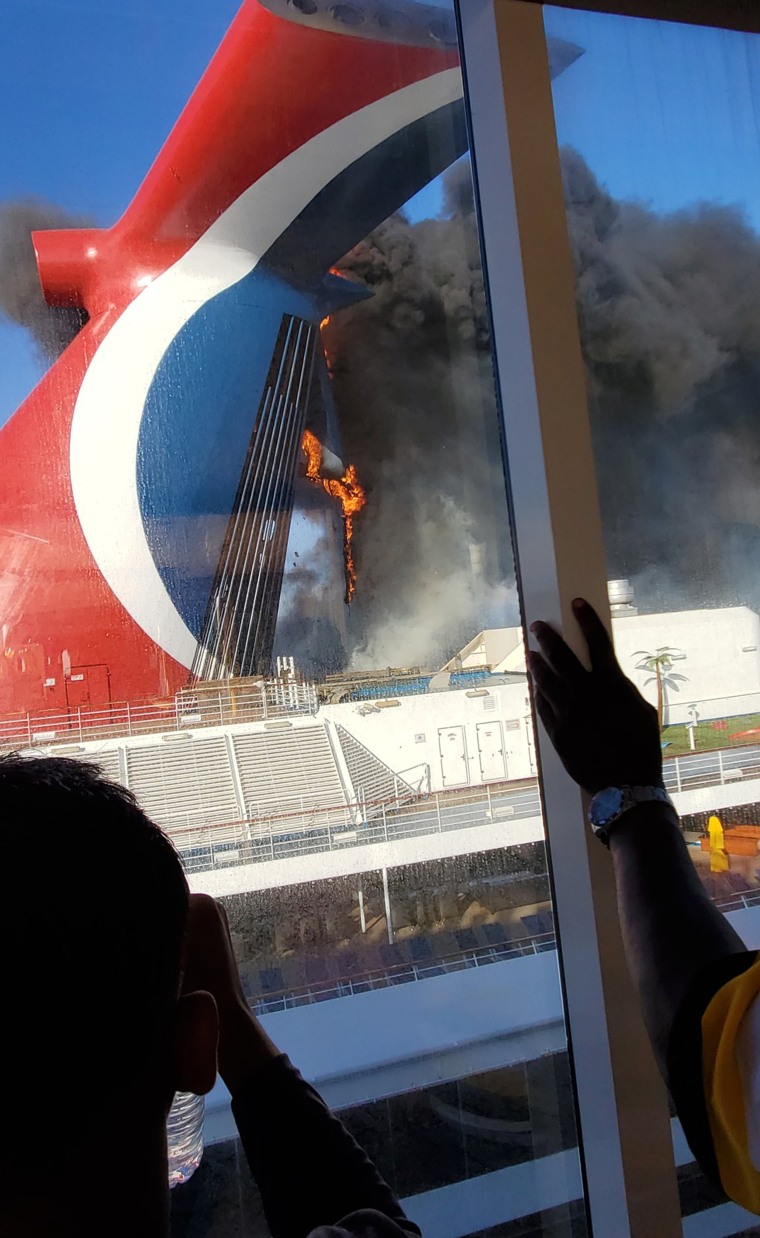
[302,427,323,484]
[319,313,334,374]
[302,429,367,604]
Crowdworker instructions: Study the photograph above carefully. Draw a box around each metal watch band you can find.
[588,785,677,847]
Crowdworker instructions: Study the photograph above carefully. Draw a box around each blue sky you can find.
[1,2,760,422]
[545,6,760,226]
[0,0,241,421]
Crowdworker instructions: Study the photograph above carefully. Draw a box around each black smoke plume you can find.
[0,199,90,359]
[559,148,760,610]
[329,157,516,669]
[7,155,760,675]
[327,150,760,665]
[273,526,348,677]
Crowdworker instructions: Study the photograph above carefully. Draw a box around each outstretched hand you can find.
[527,598,663,794]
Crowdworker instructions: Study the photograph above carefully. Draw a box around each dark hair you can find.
[0,753,189,1171]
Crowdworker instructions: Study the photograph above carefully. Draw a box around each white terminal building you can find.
[15,585,760,1235]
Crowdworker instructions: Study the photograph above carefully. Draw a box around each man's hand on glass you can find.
[527,598,663,793]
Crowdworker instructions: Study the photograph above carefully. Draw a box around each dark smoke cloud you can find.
[8,156,760,675]
[562,149,760,413]
[329,159,516,669]
[560,148,760,610]
[272,475,353,676]
[274,613,346,678]
[0,199,91,359]
[328,149,760,661]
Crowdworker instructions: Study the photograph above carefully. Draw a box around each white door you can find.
[476,721,507,781]
[438,725,469,787]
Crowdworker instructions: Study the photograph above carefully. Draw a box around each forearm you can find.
[231,1053,419,1238]
[184,897,412,1233]
[216,1001,280,1096]
[222,1005,418,1237]
[609,803,746,1075]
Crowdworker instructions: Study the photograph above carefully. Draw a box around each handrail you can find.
[0,679,319,749]
[167,743,760,876]
[162,778,529,840]
[249,927,557,1013]
[249,881,760,1014]
[173,780,544,874]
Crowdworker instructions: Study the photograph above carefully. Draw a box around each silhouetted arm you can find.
[527,599,748,1077]
[183,895,420,1238]
[527,602,760,1211]
[231,1049,419,1238]
[610,802,746,1072]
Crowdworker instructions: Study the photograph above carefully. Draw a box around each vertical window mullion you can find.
[456,1,681,1233]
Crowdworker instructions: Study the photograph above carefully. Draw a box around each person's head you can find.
[0,753,217,1208]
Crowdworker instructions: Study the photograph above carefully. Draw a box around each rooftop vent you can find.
[608,578,637,616]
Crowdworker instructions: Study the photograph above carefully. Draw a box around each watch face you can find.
[591,786,624,826]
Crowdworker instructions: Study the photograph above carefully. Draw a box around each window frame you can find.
[519,0,760,33]
[456,0,760,1232]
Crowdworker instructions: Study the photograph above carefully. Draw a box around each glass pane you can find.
[545,6,760,1234]
[1,1,586,1232]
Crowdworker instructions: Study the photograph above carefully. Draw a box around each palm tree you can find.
[633,647,688,730]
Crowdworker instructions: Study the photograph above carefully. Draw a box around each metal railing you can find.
[662,744,760,794]
[0,678,318,750]
[172,778,542,873]
[244,869,760,1016]
[248,929,558,1015]
[247,880,760,1014]
[710,886,760,915]
[395,763,432,795]
[171,740,760,877]
[6,688,760,880]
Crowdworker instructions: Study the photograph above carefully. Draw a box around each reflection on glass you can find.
[1,1,586,1233]
[546,7,760,1230]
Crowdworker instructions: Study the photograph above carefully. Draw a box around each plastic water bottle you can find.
[167,1091,205,1188]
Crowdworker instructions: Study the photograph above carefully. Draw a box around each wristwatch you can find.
[588,785,677,847]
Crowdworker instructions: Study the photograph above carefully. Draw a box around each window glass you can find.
[0,0,586,1231]
[545,7,760,1232]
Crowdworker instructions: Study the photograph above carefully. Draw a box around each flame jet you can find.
[302,428,367,604]
[0,0,581,714]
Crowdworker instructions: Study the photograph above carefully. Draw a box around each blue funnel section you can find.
[135,97,470,675]
[136,29,581,677]
[137,267,316,644]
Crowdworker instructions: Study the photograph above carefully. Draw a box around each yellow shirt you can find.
[702,957,760,1211]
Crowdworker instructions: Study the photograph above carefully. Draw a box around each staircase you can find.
[233,724,350,833]
[334,724,417,816]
